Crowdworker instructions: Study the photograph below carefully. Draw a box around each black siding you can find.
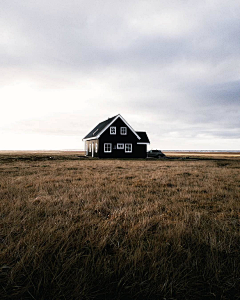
[98,117,147,158]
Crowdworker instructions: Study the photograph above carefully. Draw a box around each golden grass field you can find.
[0,151,240,299]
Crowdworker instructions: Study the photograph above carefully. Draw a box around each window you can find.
[104,143,112,153]
[95,143,98,153]
[125,144,132,153]
[120,127,127,135]
[110,127,116,135]
[117,143,124,149]
[89,143,91,152]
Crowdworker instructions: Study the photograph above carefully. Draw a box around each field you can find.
[1,151,240,299]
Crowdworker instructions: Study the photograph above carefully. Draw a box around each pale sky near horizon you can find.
[1,0,240,150]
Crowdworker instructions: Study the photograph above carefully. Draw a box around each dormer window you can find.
[110,127,116,135]
[120,127,127,135]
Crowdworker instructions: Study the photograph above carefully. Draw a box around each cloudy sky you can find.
[1,0,240,150]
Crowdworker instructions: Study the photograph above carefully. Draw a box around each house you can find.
[82,114,150,158]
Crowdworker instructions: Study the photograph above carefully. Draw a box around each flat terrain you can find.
[1,152,240,299]
[165,151,240,159]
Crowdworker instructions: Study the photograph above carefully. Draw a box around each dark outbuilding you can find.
[83,114,150,158]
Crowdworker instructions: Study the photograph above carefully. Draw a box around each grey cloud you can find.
[1,0,240,78]
[1,0,240,148]
[200,81,240,105]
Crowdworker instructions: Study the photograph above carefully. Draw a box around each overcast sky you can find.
[1,0,240,150]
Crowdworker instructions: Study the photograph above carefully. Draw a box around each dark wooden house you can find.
[83,114,150,158]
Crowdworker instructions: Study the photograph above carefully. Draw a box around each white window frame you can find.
[110,127,116,135]
[120,127,127,135]
[95,143,98,153]
[117,143,124,149]
[104,143,112,153]
[89,143,91,152]
[125,143,132,153]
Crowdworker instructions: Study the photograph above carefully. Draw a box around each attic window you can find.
[120,127,127,135]
[110,127,116,135]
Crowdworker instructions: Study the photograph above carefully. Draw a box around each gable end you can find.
[83,114,141,141]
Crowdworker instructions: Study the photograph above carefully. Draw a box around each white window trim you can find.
[95,143,98,153]
[117,143,124,149]
[120,127,127,135]
[104,143,112,153]
[125,143,132,153]
[110,127,116,135]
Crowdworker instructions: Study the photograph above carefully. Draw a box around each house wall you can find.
[98,118,147,158]
[135,144,147,158]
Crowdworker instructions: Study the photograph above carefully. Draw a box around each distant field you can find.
[0,150,239,158]
[0,150,85,156]
[1,152,240,299]
[165,151,240,158]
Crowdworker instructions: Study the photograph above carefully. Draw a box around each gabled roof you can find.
[83,114,141,141]
[136,132,150,144]
[83,115,117,140]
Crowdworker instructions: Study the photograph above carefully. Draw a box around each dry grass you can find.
[0,152,240,299]
[165,152,240,159]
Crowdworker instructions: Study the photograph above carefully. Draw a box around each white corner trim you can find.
[137,142,150,144]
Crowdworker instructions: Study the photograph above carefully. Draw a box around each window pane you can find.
[121,127,127,135]
[125,144,132,152]
[110,127,116,134]
[104,143,111,152]
[117,143,124,149]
